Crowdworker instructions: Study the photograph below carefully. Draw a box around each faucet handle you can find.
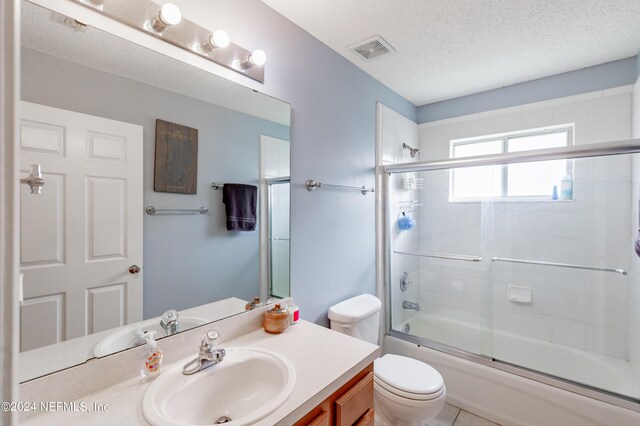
[201,330,221,349]
[161,309,179,323]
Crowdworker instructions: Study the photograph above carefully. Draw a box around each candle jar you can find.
[263,304,290,334]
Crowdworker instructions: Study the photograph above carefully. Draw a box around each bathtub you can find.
[386,312,640,426]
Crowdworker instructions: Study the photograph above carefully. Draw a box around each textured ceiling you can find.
[262,0,640,106]
[21,1,290,126]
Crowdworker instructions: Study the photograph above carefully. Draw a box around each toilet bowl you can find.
[373,354,446,426]
[328,294,446,425]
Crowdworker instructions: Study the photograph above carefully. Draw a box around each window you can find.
[450,125,573,201]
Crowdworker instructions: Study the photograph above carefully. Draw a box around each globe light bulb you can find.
[248,49,267,66]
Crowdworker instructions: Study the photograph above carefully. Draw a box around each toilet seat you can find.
[374,354,444,400]
[374,376,445,401]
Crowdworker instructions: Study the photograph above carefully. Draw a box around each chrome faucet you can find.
[160,309,180,335]
[403,301,420,311]
[182,330,226,375]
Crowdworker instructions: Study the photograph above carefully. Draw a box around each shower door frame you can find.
[266,176,290,300]
[383,138,640,413]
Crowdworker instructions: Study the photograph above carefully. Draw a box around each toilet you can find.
[329,294,446,426]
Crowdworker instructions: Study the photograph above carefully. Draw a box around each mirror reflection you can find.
[19,0,290,382]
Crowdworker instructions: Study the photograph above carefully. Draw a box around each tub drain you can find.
[215,416,232,424]
[404,323,410,334]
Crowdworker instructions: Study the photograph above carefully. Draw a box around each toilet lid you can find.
[374,354,444,395]
[375,376,446,401]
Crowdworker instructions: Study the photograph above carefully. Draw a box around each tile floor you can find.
[426,403,500,426]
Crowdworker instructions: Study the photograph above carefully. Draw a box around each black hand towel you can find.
[222,184,257,231]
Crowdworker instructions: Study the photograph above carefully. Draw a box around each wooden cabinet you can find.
[295,363,374,426]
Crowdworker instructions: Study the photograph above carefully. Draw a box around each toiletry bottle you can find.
[560,175,573,200]
[140,331,163,382]
[287,304,300,325]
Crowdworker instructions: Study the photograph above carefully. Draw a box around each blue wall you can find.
[190,1,417,325]
[417,56,638,124]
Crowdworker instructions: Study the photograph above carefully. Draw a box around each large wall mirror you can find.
[19,0,290,382]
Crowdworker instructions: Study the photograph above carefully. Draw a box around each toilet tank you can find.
[328,294,381,345]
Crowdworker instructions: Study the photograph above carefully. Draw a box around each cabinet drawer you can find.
[354,409,375,426]
[335,371,374,426]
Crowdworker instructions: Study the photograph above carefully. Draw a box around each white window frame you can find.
[449,124,574,202]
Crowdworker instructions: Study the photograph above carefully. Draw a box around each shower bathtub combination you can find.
[382,139,640,425]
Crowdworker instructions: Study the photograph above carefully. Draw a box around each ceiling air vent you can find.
[349,35,395,61]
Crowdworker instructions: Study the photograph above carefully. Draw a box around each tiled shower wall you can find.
[630,76,640,381]
[378,104,420,327]
[417,86,633,359]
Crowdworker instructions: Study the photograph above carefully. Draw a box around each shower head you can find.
[403,143,420,158]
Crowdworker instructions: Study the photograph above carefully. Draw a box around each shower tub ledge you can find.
[384,315,640,425]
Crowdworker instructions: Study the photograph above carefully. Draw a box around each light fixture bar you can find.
[72,0,265,83]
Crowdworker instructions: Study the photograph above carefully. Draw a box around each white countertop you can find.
[21,321,379,425]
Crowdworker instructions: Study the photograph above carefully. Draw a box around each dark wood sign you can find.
[154,119,198,194]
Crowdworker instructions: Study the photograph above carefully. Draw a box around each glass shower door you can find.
[387,168,494,358]
[385,146,640,404]
[487,153,639,400]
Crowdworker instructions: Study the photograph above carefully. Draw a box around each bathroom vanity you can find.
[19,303,379,425]
[294,364,374,426]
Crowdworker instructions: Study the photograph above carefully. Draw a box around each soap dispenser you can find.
[140,331,163,382]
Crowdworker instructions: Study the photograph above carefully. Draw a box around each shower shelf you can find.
[398,200,423,212]
[394,250,482,262]
[400,177,423,190]
[491,257,627,275]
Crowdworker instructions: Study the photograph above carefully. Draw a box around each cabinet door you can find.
[307,409,330,426]
[294,399,332,426]
[335,371,374,426]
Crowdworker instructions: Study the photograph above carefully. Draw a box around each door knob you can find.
[129,265,141,274]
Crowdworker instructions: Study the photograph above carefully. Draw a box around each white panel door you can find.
[19,102,143,351]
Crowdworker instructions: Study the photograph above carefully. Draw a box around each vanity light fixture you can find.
[151,3,182,33]
[202,29,230,51]
[70,0,266,82]
[240,49,267,69]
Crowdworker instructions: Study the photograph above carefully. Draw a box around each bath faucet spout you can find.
[182,330,225,375]
[403,301,420,311]
[160,309,180,335]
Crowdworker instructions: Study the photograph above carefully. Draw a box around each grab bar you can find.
[146,206,209,215]
[305,179,374,195]
[491,257,627,275]
[394,250,483,262]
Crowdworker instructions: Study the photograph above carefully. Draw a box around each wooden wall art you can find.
[154,119,198,194]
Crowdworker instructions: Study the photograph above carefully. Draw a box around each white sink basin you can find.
[93,317,207,357]
[142,347,296,426]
